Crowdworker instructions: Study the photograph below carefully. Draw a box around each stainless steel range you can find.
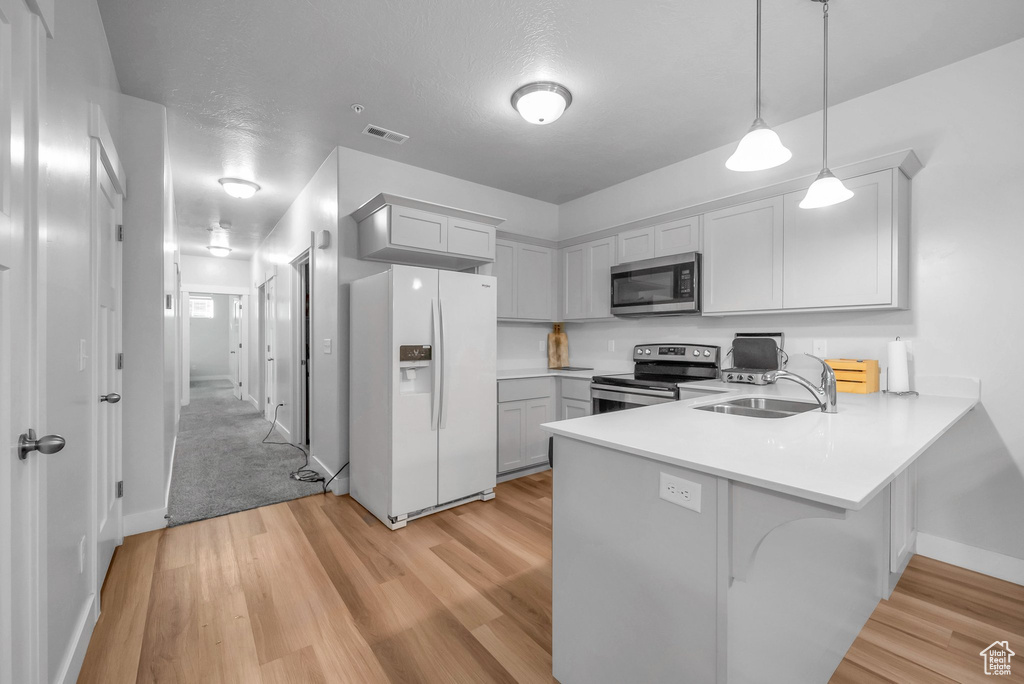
[591,344,721,414]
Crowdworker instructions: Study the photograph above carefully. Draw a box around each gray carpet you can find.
[167,379,323,526]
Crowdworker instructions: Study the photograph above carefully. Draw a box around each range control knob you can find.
[693,349,700,357]
[726,374,735,381]
[703,350,711,357]
[645,348,652,355]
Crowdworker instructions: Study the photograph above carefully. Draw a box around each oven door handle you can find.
[591,389,676,406]
[590,384,677,399]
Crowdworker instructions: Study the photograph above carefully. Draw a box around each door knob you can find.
[100,393,121,404]
[18,429,67,460]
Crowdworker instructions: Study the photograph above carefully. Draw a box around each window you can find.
[189,296,214,319]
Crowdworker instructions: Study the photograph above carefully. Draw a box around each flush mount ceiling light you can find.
[726,0,792,172]
[206,245,232,257]
[800,0,854,209]
[218,177,260,199]
[511,82,572,125]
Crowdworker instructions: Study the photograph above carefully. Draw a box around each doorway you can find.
[293,252,312,448]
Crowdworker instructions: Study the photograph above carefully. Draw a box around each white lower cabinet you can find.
[560,397,590,420]
[497,378,556,474]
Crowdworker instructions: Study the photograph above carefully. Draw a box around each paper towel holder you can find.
[883,336,919,396]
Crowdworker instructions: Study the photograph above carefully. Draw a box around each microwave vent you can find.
[362,124,409,145]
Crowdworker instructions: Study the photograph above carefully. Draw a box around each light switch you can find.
[323,338,332,354]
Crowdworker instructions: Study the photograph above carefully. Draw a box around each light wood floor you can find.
[80,470,1022,683]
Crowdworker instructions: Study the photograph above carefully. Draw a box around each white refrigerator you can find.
[349,265,497,529]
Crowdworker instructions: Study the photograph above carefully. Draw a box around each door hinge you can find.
[116,480,124,498]
[116,352,123,370]
[116,224,124,242]
[239,343,242,349]
[238,382,242,388]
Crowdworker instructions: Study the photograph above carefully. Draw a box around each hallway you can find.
[167,380,322,526]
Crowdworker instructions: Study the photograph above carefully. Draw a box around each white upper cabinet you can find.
[617,216,701,264]
[352,193,503,270]
[703,197,784,314]
[517,244,555,320]
[782,170,894,310]
[494,240,517,319]
[494,239,555,321]
[562,236,616,320]
[617,227,655,263]
[654,216,701,256]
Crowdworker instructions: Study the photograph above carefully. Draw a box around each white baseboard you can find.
[497,463,551,483]
[247,394,260,412]
[165,434,177,509]
[56,592,96,684]
[124,506,168,536]
[916,533,1024,586]
[312,454,349,495]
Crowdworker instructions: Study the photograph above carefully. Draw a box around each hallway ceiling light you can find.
[218,177,260,199]
[800,0,854,209]
[726,0,792,172]
[511,82,572,125]
[206,245,232,257]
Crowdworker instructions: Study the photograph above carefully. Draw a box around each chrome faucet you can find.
[763,354,838,414]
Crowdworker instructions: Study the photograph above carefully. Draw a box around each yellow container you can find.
[825,358,880,394]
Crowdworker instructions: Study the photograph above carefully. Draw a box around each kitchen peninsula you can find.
[544,378,978,684]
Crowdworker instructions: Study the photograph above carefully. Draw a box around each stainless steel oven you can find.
[610,252,701,317]
[591,343,721,415]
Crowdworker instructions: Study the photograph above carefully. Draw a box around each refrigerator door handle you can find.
[431,298,440,431]
[439,298,449,430]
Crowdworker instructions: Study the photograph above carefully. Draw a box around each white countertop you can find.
[498,368,621,380]
[542,379,978,510]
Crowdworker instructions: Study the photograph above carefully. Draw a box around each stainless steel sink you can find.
[694,397,820,419]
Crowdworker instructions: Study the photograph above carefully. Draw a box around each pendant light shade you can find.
[799,169,854,209]
[800,0,852,209]
[727,0,791,172]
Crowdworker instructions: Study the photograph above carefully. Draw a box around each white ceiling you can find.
[96,0,1024,259]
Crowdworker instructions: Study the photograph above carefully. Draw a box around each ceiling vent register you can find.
[362,125,409,144]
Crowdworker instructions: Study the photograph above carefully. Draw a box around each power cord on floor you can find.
[263,403,326,488]
[323,462,349,495]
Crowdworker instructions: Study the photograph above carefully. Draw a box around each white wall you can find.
[251,150,342,473]
[188,294,230,379]
[180,254,251,290]
[556,38,1024,563]
[120,94,179,533]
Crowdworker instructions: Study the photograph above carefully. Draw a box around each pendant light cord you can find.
[755,0,762,120]
[821,0,830,170]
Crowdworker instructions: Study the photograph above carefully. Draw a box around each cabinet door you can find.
[390,205,448,252]
[586,237,616,319]
[560,397,591,420]
[562,244,587,320]
[654,216,701,256]
[516,244,553,320]
[617,227,655,263]
[497,402,526,473]
[889,465,916,573]
[494,240,517,319]
[703,197,784,313]
[524,397,554,467]
[783,170,894,309]
[448,218,495,259]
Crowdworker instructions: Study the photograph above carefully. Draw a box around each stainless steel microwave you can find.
[610,252,701,317]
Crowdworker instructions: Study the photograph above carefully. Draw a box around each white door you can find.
[562,244,586,320]
[437,270,497,504]
[515,244,553,321]
[230,295,241,399]
[1,3,51,681]
[93,143,123,596]
[264,277,276,420]
[494,240,517,318]
[617,226,655,263]
[654,216,701,256]
[585,237,616,319]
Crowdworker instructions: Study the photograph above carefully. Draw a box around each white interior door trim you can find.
[179,288,250,406]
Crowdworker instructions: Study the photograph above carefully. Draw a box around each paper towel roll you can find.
[887,339,910,393]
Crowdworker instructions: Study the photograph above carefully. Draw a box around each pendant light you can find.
[800,0,853,209]
[726,0,791,172]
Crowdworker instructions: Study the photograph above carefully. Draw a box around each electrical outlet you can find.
[812,339,828,358]
[78,535,86,574]
[659,472,701,513]
[608,340,616,352]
